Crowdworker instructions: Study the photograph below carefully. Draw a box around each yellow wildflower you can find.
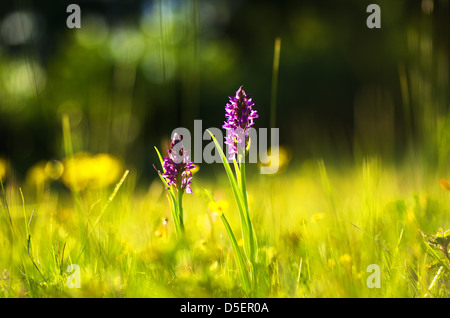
[208,199,229,216]
[339,253,352,265]
[61,152,122,191]
[154,225,167,238]
[265,247,278,263]
[440,179,450,193]
[190,164,200,175]
[312,213,326,222]
[26,159,65,186]
[26,161,48,186]
[259,145,292,175]
[209,261,219,272]
[154,217,168,238]
[44,160,64,180]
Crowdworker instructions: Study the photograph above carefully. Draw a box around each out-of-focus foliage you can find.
[61,152,123,191]
[0,0,449,299]
[26,160,64,186]
[0,0,448,183]
[0,157,9,180]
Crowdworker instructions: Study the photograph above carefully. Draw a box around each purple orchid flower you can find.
[222,86,258,160]
[154,133,195,194]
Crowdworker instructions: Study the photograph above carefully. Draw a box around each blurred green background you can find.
[0,0,449,184]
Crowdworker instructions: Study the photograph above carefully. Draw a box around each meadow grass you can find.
[0,2,448,299]
[0,155,449,298]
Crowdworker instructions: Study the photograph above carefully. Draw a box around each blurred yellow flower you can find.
[209,261,219,272]
[0,158,9,181]
[26,160,64,186]
[327,259,336,268]
[154,217,168,238]
[440,179,450,193]
[26,160,64,185]
[26,162,47,186]
[190,164,200,175]
[45,160,64,180]
[154,225,167,238]
[265,247,278,264]
[312,213,326,222]
[208,200,229,216]
[339,253,352,265]
[58,226,69,239]
[259,145,292,175]
[61,152,122,191]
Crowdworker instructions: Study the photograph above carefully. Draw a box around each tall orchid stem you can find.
[239,157,250,225]
[177,189,185,234]
[238,153,257,286]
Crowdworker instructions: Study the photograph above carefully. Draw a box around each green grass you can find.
[0,156,449,298]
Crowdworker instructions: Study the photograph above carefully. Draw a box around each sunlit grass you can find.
[0,155,449,298]
[0,0,448,299]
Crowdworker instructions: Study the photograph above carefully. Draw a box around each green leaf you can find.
[154,146,166,172]
[233,159,241,187]
[205,189,251,291]
[154,146,176,197]
[207,130,255,257]
[220,213,251,292]
[240,160,258,264]
[167,193,180,233]
[421,236,450,272]
[204,189,214,201]
[207,130,258,268]
[206,130,247,227]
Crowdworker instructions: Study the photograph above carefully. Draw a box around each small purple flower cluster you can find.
[156,133,195,194]
[222,86,258,160]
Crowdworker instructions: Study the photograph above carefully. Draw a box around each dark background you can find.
[0,0,449,183]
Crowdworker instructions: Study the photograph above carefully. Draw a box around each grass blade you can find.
[240,161,258,264]
[206,130,246,222]
[205,190,250,292]
[220,213,251,293]
[270,37,281,129]
[207,130,251,246]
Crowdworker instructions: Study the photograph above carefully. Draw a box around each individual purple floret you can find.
[154,133,195,194]
[222,86,258,160]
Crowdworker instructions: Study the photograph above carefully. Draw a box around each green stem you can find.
[220,213,251,293]
[207,131,247,223]
[177,189,185,234]
[168,194,180,235]
[240,159,258,269]
[270,37,281,129]
[240,159,249,217]
[1,178,14,235]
